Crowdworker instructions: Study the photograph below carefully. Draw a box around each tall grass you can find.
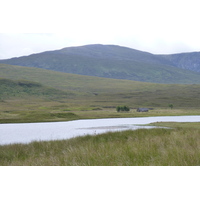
[1,126,200,166]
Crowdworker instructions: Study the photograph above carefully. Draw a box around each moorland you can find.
[1,63,200,123]
[0,44,200,165]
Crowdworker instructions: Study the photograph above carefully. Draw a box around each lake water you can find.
[0,116,199,145]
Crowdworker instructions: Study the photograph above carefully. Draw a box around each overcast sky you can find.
[1,0,200,59]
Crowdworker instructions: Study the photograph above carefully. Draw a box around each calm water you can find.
[0,116,199,145]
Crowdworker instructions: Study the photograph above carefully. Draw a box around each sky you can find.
[1,0,200,59]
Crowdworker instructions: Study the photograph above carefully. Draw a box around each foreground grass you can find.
[1,123,200,166]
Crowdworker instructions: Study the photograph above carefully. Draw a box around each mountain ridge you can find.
[1,44,200,84]
[160,52,200,72]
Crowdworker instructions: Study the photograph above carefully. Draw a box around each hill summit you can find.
[1,44,200,84]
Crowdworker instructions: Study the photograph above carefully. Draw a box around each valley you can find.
[1,45,200,166]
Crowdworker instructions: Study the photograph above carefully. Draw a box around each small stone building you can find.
[137,108,149,112]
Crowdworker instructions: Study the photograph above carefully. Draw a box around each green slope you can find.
[161,52,200,73]
[0,77,71,101]
[0,63,192,95]
[1,44,200,84]
[0,63,163,93]
[1,63,200,108]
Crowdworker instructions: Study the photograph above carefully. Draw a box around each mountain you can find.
[160,52,200,72]
[1,44,200,84]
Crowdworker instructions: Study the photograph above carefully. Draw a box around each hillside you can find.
[1,44,200,84]
[161,52,200,72]
[0,78,72,101]
[0,63,166,94]
[1,64,200,108]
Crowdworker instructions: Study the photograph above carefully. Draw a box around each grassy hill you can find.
[1,44,200,84]
[1,63,200,123]
[1,63,200,108]
[0,78,71,101]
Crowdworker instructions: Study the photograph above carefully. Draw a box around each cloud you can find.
[0,33,64,59]
[1,0,200,58]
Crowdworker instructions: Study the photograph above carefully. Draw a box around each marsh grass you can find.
[1,97,200,123]
[1,124,200,166]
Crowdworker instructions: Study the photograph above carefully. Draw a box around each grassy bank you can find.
[1,98,200,123]
[1,122,200,166]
